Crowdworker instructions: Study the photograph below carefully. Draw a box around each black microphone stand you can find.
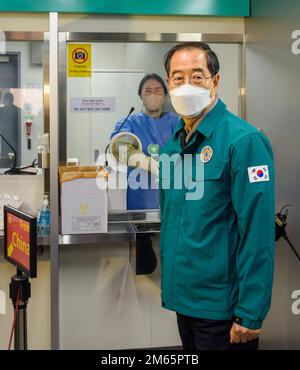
[0,133,37,175]
[275,205,300,261]
[0,133,18,174]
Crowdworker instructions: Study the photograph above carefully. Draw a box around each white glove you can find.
[128,152,159,177]
[148,157,159,178]
[111,136,159,177]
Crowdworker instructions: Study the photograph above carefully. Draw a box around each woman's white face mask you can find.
[142,94,165,115]
[169,84,212,118]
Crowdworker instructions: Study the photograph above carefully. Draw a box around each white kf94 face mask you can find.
[169,84,212,118]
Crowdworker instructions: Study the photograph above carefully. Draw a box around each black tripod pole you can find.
[9,269,31,350]
[283,232,300,261]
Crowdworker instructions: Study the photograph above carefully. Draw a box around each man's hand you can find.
[230,323,261,344]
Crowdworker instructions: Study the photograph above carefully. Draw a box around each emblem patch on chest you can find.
[200,146,213,163]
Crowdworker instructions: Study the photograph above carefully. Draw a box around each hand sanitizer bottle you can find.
[37,195,50,236]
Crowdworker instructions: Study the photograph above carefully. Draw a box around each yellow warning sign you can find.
[68,44,92,78]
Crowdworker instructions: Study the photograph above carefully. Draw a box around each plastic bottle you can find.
[37,195,50,236]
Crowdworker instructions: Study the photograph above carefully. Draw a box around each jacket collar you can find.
[174,99,227,139]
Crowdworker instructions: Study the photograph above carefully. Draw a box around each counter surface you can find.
[0,210,161,246]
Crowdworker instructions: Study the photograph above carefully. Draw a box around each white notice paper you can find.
[70,97,116,113]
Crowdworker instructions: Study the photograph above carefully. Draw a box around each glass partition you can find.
[64,40,241,165]
[0,35,45,174]
[59,33,243,211]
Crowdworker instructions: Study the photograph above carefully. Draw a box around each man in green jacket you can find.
[159,42,275,350]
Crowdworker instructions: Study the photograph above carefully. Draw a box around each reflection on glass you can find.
[0,41,44,174]
[65,41,240,210]
[0,92,21,167]
[66,42,240,166]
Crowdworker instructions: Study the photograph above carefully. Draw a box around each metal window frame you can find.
[3,32,44,41]
[58,31,246,350]
[2,31,49,179]
[59,32,245,164]
[1,28,247,350]
[0,30,56,347]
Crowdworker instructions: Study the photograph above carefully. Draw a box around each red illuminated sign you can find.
[4,206,37,278]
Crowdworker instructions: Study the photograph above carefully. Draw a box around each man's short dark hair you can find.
[138,73,168,97]
[164,42,220,77]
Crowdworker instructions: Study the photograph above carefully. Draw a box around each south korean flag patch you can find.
[248,165,269,183]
